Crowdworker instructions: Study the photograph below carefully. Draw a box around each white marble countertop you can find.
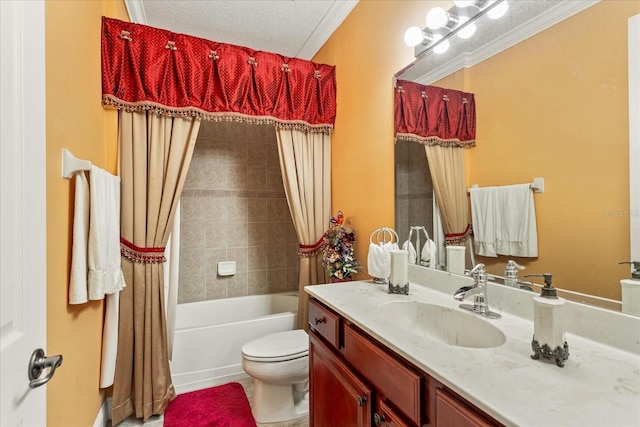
[305,271,640,427]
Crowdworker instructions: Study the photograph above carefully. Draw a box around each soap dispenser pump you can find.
[525,273,569,367]
[619,261,640,316]
[504,260,525,288]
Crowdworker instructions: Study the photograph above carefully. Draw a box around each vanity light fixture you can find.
[487,0,509,19]
[456,16,477,39]
[404,0,509,57]
[404,28,451,54]
[425,7,459,30]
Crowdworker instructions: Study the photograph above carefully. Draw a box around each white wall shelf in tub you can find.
[170,292,298,394]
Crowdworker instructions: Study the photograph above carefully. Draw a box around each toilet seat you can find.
[242,329,308,362]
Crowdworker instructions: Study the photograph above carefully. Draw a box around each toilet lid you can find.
[242,329,308,362]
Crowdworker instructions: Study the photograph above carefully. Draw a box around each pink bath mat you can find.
[164,382,257,427]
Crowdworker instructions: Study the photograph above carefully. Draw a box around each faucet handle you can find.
[467,263,487,285]
[467,263,486,275]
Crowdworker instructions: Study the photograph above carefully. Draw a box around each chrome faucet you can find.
[454,263,501,319]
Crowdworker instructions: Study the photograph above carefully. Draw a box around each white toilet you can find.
[241,329,309,423]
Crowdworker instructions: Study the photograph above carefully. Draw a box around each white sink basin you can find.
[379,301,506,349]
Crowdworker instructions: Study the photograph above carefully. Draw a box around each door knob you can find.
[28,348,63,388]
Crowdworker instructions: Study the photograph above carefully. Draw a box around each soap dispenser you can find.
[504,260,525,288]
[525,273,569,367]
[619,261,640,316]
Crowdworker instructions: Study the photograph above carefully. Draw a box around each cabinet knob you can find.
[315,317,326,325]
[356,395,367,407]
[374,412,386,426]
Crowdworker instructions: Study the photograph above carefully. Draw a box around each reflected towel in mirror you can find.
[469,183,538,257]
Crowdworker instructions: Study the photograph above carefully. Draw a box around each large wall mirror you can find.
[395,0,640,311]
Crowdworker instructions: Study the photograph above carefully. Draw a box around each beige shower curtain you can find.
[111,111,200,425]
[276,128,331,330]
[425,145,471,244]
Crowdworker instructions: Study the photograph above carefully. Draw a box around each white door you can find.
[1,1,48,425]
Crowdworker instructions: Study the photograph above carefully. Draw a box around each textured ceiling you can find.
[128,0,358,59]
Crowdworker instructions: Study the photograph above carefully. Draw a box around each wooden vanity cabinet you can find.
[308,297,503,427]
[310,333,373,427]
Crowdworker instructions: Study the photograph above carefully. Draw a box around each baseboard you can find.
[93,398,111,427]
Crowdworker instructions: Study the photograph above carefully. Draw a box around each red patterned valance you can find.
[101,18,336,133]
[394,79,476,147]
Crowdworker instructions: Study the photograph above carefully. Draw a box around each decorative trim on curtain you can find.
[394,79,476,147]
[120,237,167,263]
[298,236,326,257]
[444,223,472,245]
[101,17,336,133]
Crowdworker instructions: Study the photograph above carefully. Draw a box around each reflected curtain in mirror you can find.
[394,80,475,244]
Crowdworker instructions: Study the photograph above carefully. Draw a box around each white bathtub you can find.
[170,292,299,394]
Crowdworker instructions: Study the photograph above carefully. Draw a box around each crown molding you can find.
[124,0,147,24]
[296,0,359,60]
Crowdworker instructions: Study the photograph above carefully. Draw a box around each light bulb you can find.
[404,26,425,47]
[487,0,509,19]
[426,7,448,29]
[454,0,475,7]
[457,16,476,39]
[432,34,450,54]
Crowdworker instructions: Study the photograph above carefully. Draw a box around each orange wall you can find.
[313,0,452,280]
[437,1,638,300]
[45,1,127,425]
[316,0,637,300]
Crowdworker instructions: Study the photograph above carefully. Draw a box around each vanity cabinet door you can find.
[310,332,372,427]
[343,323,422,425]
[434,388,495,427]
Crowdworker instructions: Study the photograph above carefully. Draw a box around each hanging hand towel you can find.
[367,241,399,279]
[87,165,126,299]
[470,184,538,257]
[69,171,90,304]
[401,240,417,264]
[420,235,437,268]
[401,227,417,264]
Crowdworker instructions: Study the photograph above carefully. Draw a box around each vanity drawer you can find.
[343,323,422,425]
[434,388,496,427]
[375,397,413,427]
[308,298,340,349]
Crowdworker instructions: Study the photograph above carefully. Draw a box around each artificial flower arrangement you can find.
[322,211,360,282]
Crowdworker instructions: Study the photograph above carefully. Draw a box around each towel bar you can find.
[62,148,92,179]
[468,177,544,194]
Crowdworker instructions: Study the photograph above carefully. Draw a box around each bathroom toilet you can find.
[241,329,309,423]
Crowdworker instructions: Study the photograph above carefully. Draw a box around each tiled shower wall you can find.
[178,121,300,304]
[395,140,434,246]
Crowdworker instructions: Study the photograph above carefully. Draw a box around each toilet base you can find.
[251,380,309,423]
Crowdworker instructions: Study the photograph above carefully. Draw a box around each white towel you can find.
[87,165,126,299]
[68,166,125,388]
[99,291,119,388]
[420,238,437,268]
[367,241,399,279]
[69,171,91,304]
[470,184,538,257]
[401,240,417,264]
